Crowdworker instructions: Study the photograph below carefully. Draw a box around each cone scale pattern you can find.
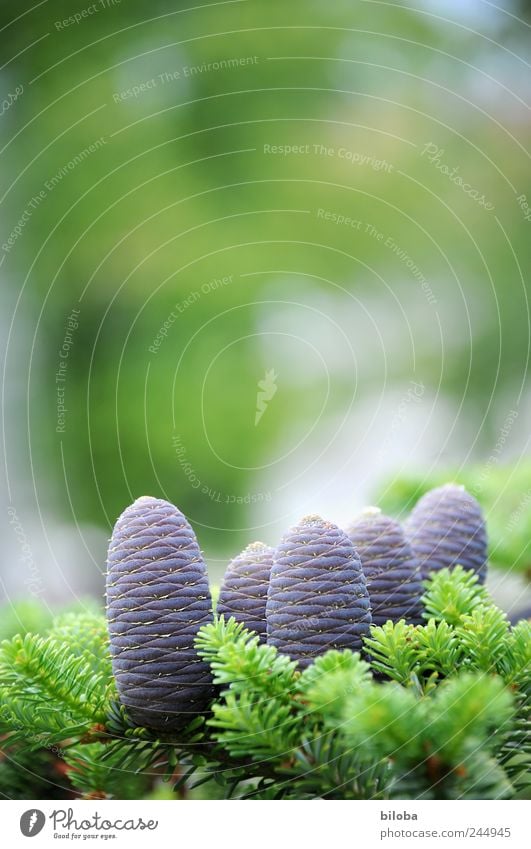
[347,508,424,626]
[405,484,488,584]
[266,515,371,668]
[217,541,274,640]
[106,496,214,730]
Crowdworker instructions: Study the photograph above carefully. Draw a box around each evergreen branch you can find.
[196,615,298,697]
[274,731,390,800]
[427,673,513,762]
[0,632,110,751]
[501,619,531,685]
[62,741,155,799]
[455,606,510,673]
[340,671,515,799]
[207,690,301,760]
[0,564,528,800]
[297,650,372,719]
[413,618,464,679]
[422,566,489,626]
[363,620,420,684]
[196,616,302,760]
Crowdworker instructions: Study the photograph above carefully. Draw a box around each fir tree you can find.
[0,567,528,800]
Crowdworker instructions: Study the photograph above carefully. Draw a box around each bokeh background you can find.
[1,0,531,616]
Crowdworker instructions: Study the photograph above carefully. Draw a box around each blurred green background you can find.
[1,0,530,603]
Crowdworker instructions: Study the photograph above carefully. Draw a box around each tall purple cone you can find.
[346,508,424,626]
[217,541,274,641]
[266,515,371,668]
[106,496,214,730]
[405,484,488,584]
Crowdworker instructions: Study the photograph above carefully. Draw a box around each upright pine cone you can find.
[266,515,371,668]
[346,507,424,626]
[405,483,488,584]
[106,496,214,730]
[217,541,274,640]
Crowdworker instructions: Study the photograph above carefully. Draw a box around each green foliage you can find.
[422,565,490,626]
[364,568,527,684]
[0,632,110,751]
[335,672,514,799]
[363,619,421,684]
[0,569,529,800]
[456,606,510,672]
[196,616,298,700]
[196,617,301,760]
[63,742,158,800]
[503,619,531,685]
[297,650,372,720]
[429,674,512,760]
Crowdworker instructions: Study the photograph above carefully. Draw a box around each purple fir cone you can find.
[106,496,214,730]
[346,507,424,626]
[266,515,371,668]
[405,484,488,584]
[217,541,274,640]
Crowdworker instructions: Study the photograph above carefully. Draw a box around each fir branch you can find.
[0,565,528,800]
[196,616,302,760]
[275,731,390,800]
[413,618,463,679]
[501,619,531,685]
[455,606,510,673]
[297,650,372,719]
[339,671,515,799]
[422,566,489,626]
[0,632,110,751]
[63,741,163,799]
[363,620,420,684]
[196,615,298,698]
[427,672,513,762]
[207,690,301,760]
